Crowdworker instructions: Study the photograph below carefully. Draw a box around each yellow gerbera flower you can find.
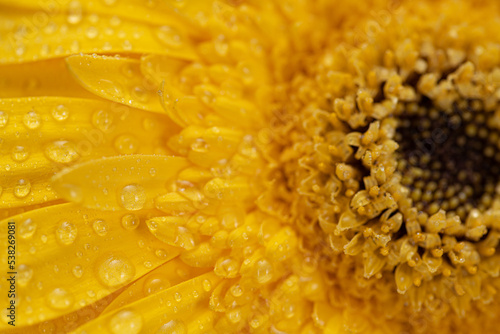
[3,0,500,333]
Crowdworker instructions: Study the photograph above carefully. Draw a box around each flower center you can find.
[395,98,500,219]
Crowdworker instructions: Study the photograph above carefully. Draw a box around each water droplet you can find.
[14,179,31,198]
[144,275,170,295]
[202,279,212,292]
[23,111,41,129]
[86,26,99,39]
[155,26,183,48]
[72,265,83,278]
[45,141,79,164]
[143,118,156,130]
[18,264,33,286]
[109,310,143,334]
[156,319,187,334]
[120,184,146,210]
[122,40,132,50]
[67,0,83,24]
[174,292,182,302]
[97,254,135,287]
[97,79,124,99]
[52,105,69,121]
[55,221,78,245]
[0,111,8,127]
[255,258,273,284]
[121,214,140,230]
[59,183,83,203]
[92,109,114,132]
[131,86,150,103]
[11,146,29,162]
[92,219,109,236]
[149,168,157,177]
[110,16,121,26]
[46,288,74,310]
[114,135,139,154]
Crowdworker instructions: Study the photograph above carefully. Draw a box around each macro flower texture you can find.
[5,0,500,333]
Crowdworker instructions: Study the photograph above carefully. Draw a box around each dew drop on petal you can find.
[143,275,170,295]
[67,0,83,24]
[255,258,273,284]
[121,214,140,230]
[202,279,212,292]
[11,146,29,162]
[92,110,114,132]
[156,319,187,334]
[114,135,139,154]
[97,254,135,287]
[155,26,183,48]
[131,86,150,103]
[97,79,124,99]
[92,219,109,236]
[72,265,83,278]
[14,179,31,198]
[0,111,8,127]
[23,111,41,129]
[46,288,74,310]
[149,168,157,177]
[59,183,83,203]
[45,141,79,163]
[55,221,78,245]
[52,105,69,121]
[120,184,146,210]
[109,310,143,334]
[18,264,33,287]
[86,26,99,39]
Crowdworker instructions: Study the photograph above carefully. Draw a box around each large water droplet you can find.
[156,320,187,334]
[155,26,183,48]
[11,146,29,162]
[0,111,8,127]
[46,288,74,310]
[92,109,114,132]
[120,184,146,210]
[109,310,143,334]
[18,264,33,286]
[93,219,109,236]
[55,221,78,245]
[23,111,41,129]
[121,214,140,230]
[14,179,31,198]
[97,254,135,287]
[45,141,79,164]
[52,105,69,121]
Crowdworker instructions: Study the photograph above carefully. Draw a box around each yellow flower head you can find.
[2,0,500,333]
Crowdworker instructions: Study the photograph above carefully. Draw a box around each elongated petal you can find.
[0,6,197,64]
[66,55,166,113]
[0,203,180,328]
[0,97,176,209]
[0,59,94,98]
[102,258,208,313]
[71,272,221,333]
[51,155,189,211]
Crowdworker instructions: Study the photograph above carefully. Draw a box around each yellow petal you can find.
[0,97,176,209]
[51,155,189,211]
[0,59,94,98]
[0,203,180,328]
[71,272,221,333]
[102,258,208,313]
[66,55,165,113]
[0,6,197,64]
